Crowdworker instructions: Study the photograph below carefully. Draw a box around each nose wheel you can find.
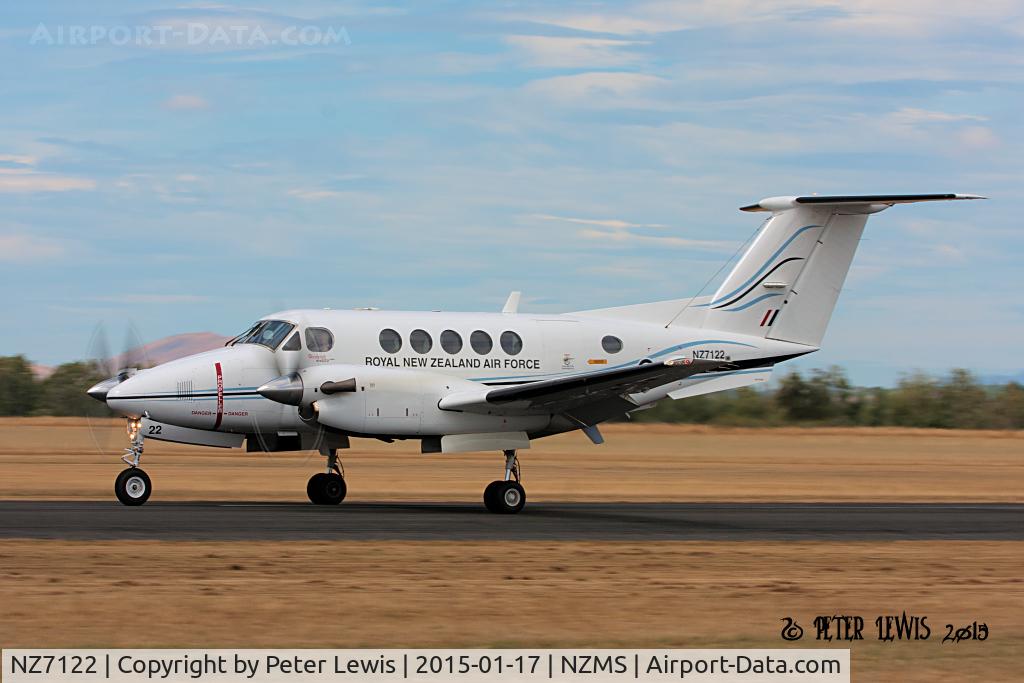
[307,447,347,505]
[115,417,152,506]
[483,450,526,514]
[115,467,151,506]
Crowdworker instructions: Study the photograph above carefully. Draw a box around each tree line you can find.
[1,355,1022,429]
[632,366,1024,429]
[0,357,110,417]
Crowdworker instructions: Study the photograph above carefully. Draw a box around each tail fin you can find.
[700,194,983,346]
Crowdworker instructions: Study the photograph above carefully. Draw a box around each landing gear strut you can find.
[115,418,151,506]
[483,449,526,514]
[307,447,347,505]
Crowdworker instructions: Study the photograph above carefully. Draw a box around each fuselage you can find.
[104,308,810,445]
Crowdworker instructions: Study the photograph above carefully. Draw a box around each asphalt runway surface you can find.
[0,501,1021,541]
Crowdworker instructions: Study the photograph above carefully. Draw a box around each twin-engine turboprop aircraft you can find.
[88,193,981,512]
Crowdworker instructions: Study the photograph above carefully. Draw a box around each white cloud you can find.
[163,94,210,110]
[532,213,734,251]
[931,243,966,262]
[0,169,95,193]
[0,233,68,261]
[503,8,690,36]
[287,188,343,200]
[112,173,205,204]
[504,35,648,68]
[957,125,999,150]
[523,71,665,105]
[0,150,95,193]
[576,227,735,251]
[95,294,208,304]
[881,108,995,149]
[0,153,37,166]
[533,214,667,230]
[888,108,987,125]
[507,1,1024,37]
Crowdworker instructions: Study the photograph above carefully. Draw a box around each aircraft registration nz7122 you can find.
[88,193,982,512]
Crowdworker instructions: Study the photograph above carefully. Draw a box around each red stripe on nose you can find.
[213,362,224,429]
[759,310,773,327]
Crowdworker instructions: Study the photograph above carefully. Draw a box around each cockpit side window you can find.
[281,331,302,351]
[232,320,295,350]
[227,323,260,346]
[305,327,334,353]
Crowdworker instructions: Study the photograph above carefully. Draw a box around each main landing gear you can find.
[114,418,151,506]
[483,449,526,514]
[307,447,347,505]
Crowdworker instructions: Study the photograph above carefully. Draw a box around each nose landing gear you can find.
[483,449,526,514]
[115,467,151,505]
[307,447,347,505]
[114,418,152,506]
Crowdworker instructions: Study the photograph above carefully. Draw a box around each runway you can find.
[0,501,1021,541]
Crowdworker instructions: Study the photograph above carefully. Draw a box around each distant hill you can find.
[115,332,231,368]
[31,364,55,380]
[30,332,230,378]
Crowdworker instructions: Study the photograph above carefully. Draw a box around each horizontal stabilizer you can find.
[667,367,773,400]
[740,193,984,212]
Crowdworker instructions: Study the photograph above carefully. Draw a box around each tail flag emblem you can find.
[760,309,780,327]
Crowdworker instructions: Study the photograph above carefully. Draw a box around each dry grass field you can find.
[0,418,1020,502]
[1,418,1021,681]
[1,540,1021,681]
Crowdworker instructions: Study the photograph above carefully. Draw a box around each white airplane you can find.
[88,193,981,512]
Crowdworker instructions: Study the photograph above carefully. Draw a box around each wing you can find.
[439,357,726,416]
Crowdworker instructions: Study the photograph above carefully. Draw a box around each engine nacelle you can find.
[260,364,550,437]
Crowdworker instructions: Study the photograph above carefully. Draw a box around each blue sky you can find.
[1,1,1021,385]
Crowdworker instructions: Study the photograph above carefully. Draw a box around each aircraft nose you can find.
[105,374,145,417]
[86,377,120,403]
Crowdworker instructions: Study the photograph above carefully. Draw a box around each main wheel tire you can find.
[307,473,327,504]
[115,467,151,506]
[483,480,504,512]
[485,480,526,514]
[307,473,346,505]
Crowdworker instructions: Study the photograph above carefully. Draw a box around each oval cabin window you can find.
[410,329,433,354]
[379,328,402,353]
[470,330,493,354]
[500,330,523,355]
[601,335,623,354]
[440,329,462,354]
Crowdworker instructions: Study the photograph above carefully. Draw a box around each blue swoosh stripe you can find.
[690,368,773,378]
[708,224,820,306]
[647,339,757,359]
[470,339,759,382]
[115,387,260,396]
[722,292,782,312]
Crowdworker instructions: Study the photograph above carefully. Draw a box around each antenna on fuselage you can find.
[502,291,521,314]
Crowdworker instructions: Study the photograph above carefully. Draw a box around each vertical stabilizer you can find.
[699,194,983,346]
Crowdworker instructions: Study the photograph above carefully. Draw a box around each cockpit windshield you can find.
[231,320,295,350]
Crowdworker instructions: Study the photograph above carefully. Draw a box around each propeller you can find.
[84,321,151,455]
[241,308,333,461]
